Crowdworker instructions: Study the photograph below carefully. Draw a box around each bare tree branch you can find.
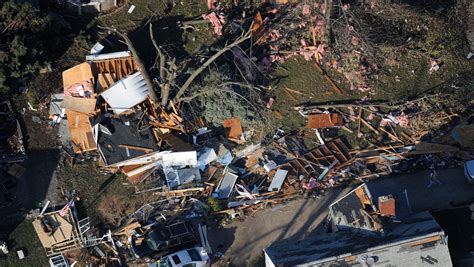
[180,87,257,111]
[172,28,253,104]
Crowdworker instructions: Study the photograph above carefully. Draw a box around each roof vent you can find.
[358,255,376,266]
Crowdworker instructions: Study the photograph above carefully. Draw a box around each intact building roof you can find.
[264,211,452,267]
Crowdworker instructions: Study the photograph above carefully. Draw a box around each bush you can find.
[207,197,223,212]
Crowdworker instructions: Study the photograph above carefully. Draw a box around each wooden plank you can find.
[357,108,363,136]
[328,142,348,162]
[66,110,96,153]
[61,96,96,114]
[312,149,331,165]
[119,144,153,153]
[361,118,380,135]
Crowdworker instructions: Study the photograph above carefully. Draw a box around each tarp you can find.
[100,72,148,114]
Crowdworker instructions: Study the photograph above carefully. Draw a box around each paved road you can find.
[209,187,355,266]
[209,167,474,266]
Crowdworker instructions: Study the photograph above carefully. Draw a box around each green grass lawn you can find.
[0,220,49,267]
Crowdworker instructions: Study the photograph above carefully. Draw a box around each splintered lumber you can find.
[378,127,403,144]
[406,142,460,155]
[313,63,343,95]
[119,144,153,153]
[283,87,298,102]
[360,118,379,135]
[149,121,184,132]
[357,108,362,136]
[113,222,141,236]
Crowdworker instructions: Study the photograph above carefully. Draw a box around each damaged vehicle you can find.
[131,221,197,261]
[152,246,210,267]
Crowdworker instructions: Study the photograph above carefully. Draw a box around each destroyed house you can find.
[328,184,383,233]
[264,184,453,266]
[264,211,452,267]
[92,111,159,166]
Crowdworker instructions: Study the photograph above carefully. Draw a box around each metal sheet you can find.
[86,51,131,61]
[218,172,238,199]
[162,151,197,168]
[100,72,148,114]
[268,169,288,192]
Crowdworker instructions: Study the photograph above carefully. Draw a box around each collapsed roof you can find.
[264,211,451,266]
[100,72,149,115]
[92,111,159,166]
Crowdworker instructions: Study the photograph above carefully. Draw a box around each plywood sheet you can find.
[223,117,243,140]
[61,96,96,114]
[33,213,73,248]
[62,62,93,90]
[307,113,343,129]
[67,110,97,153]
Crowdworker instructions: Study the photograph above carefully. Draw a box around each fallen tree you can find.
[99,21,254,109]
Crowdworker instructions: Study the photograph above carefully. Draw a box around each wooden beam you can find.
[119,144,153,153]
[360,118,380,135]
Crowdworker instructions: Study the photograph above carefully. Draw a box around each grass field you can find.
[0,220,49,267]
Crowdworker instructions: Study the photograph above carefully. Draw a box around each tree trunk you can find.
[98,26,159,104]
[149,23,170,106]
[172,32,251,104]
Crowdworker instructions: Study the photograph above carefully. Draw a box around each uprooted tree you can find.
[99,22,253,111]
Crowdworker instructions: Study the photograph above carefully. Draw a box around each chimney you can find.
[378,195,396,217]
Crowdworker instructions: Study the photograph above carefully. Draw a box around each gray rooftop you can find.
[264,211,452,266]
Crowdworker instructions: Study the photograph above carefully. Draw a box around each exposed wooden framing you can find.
[119,144,153,153]
[361,118,380,135]
[278,138,352,182]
